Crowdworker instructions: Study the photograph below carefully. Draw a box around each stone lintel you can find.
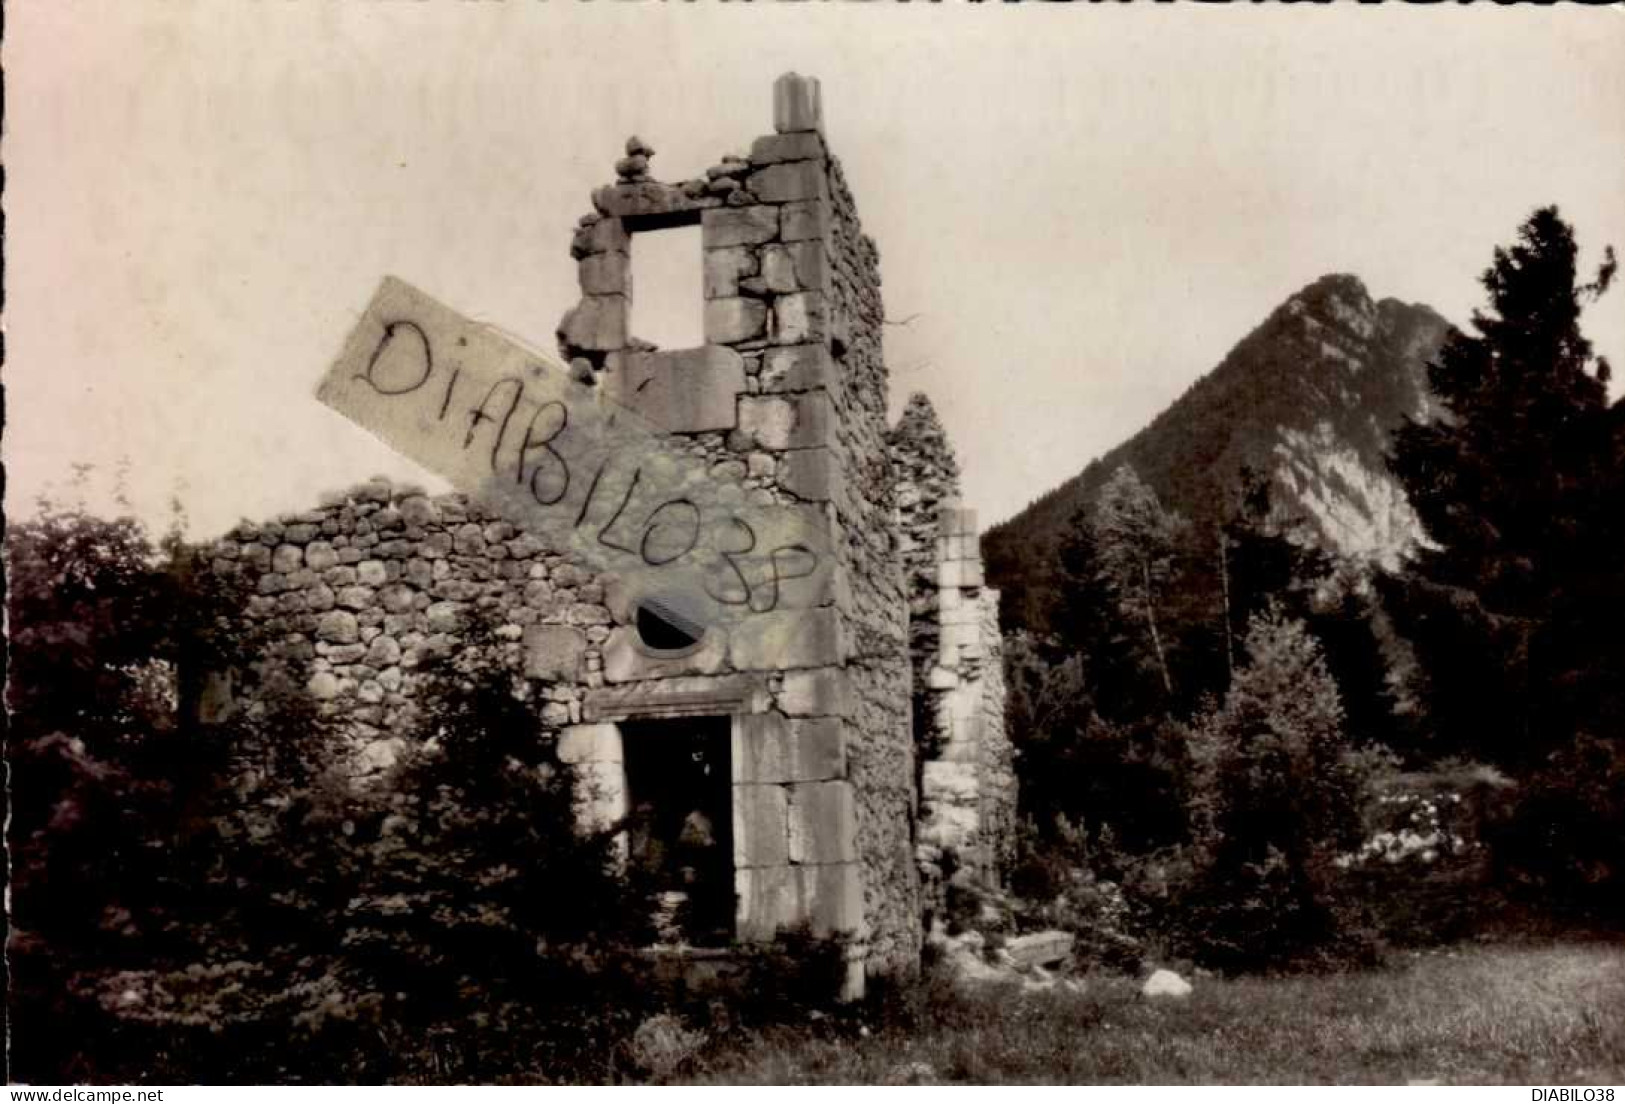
[583,674,771,722]
[593,180,717,219]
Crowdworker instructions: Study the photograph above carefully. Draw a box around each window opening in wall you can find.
[635,594,707,655]
[622,716,735,946]
[629,224,705,351]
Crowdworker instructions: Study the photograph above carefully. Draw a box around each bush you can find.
[1344,761,1512,945]
[1169,610,1385,971]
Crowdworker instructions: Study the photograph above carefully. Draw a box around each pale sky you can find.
[6,2,1623,539]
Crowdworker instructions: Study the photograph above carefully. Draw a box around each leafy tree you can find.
[1389,205,1619,766]
[6,498,254,1081]
[1088,465,1185,704]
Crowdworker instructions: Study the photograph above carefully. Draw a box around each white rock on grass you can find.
[1141,968,1193,999]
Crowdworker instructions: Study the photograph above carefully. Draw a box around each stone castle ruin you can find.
[205,75,1014,994]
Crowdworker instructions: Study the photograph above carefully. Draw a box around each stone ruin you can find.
[204,74,1015,996]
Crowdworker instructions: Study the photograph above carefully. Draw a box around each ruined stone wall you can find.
[900,497,1017,903]
[204,477,616,770]
[822,154,919,977]
[977,589,1017,879]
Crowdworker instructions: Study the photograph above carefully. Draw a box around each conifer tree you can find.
[1389,205,1618,765]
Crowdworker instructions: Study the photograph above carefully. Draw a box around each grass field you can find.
[681,942,1625,1085]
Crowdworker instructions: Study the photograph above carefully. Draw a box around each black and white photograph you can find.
[5,1,1624,1087]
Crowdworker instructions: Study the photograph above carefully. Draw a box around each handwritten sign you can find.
[316,277,832,634]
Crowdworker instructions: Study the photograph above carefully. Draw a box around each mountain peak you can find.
[984,276,1451,633]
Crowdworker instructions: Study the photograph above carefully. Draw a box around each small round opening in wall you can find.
[634,595,707,656]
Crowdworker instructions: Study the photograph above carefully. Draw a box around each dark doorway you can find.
[621,716,735,946]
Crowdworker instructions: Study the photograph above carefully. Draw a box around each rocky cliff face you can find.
[985,274,1451,632]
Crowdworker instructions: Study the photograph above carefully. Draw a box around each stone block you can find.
[702,206,778,248]
[773,72,823,134]
[558,294,628,352]
[760,345,834,393]
[734,783,790,868]
[918,802,978,851]
[616,346,747,433]
[922,759,979,803]
[703,246,757,299]
[778,667,852,718]
[759,245,800,293]
[1005,931,1076,970]
[939,559,984,589]
[941,506,978,536]
[780,200,824,243]
[733,711,790,784]
[749,131,826,166]
[788,241,828,292]
[704,297,768,344]
[364,635,402,667]
[730,607,844,671]
[573,217,630,257]
[798,861,863,939]
[736,864,800,942]
[788,780,857,864]
[786,390,834,449]
[272,544,303,573]
[557,722,623,765]
[426,600,465,633]
[779,448,839,502]
[738,395,796,450]
[579,251,631,296]
[592,180,707,219]
[749,162,827,204]
[735,713,847,786]
[601,624,727,683]
[305,541,339,571]
[771,291,825,345]
[316,610,360,644]
[523,624,588,680]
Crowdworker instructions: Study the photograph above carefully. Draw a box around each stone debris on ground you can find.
[928,922,1083,993]
[1141,968,1193,999]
